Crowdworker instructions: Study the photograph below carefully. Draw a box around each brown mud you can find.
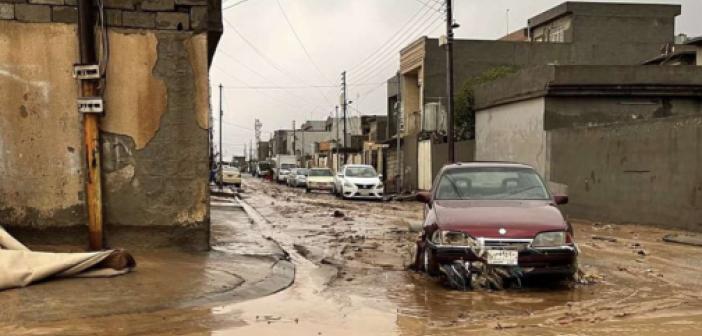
[3,176,702,335]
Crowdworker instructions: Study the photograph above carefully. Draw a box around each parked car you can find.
[255,161,272,178]
[287,168,308,187]
[334,164,383,200]
[272,155,297,183]
[306,168,335,193]
[217,166,241,187]
[413,162,576,287]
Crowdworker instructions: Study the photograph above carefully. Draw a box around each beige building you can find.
[0,1,223,250]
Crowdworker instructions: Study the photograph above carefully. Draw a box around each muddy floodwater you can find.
[4,176,702,335]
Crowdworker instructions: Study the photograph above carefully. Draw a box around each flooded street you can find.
[212,176,702,335]
[4,175,702,335]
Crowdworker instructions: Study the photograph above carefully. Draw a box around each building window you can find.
[549,27,565,43]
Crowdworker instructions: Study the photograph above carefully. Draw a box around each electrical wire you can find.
[275,0,331,84]
[223,17,335,106]
[223,0,252,10]
[347,0,445,76]
[351,11,444,84]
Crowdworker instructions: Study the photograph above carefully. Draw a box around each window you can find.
[435,167,550,201]
[549,27,565,43]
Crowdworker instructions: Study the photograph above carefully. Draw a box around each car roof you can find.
[343,164,373,168]
[440,161,535,170]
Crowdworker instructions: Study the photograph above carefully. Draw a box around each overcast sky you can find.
[210,0,702,159]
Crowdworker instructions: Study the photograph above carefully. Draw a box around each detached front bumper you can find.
[430,242,578,277]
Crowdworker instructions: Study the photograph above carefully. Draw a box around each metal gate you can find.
[418,140,432,190]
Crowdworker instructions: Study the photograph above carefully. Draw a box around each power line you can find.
[275,0,330,83]
[222,0,252,10]
[351,11,444,84]
[216,48,322,108]
[213,64,313,112]
[347,3,430,74]
[412,0,444,13]
[223,17,334,106]
[348,0,445,76]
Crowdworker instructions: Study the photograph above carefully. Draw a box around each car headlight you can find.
[344,181,355,188]
[532,231,566,247]
[376,183,384,189]
[432,230,477,247]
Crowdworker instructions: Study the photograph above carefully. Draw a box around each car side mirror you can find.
[378,174,383,180]
[554,195,569,205]
[416,191,432,204]
[337,174,343,178]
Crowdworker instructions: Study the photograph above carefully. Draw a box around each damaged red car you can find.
[413,162,577,289]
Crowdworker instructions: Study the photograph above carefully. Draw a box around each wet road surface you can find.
[217,176,702,335]
[3,175,702,335]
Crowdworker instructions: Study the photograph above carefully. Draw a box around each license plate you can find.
[360,190,370,196]
[486,250,518,265]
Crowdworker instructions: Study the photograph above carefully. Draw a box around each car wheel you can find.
[305,188,310,193]
[422,244,440,276]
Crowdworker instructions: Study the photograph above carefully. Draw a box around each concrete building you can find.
[257,141,270,161]
[389,1,681,192]
[473,65,702,232]
[0,1,222,250]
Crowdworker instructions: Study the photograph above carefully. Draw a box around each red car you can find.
[414,162,577,288]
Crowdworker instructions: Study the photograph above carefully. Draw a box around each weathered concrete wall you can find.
[0,19,212,250]
[550,116,702,232]
[430,140,474,179]
[476,97,548,175]
[0,21,85,229]
[101,30,210,250]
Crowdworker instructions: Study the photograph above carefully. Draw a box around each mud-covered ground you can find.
[4,175,702,335]
[221,176,702,336]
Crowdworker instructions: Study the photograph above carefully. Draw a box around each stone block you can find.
[15,4,51,22]
[29,0,62,4]
[156,11,188,30]
[52,5,78,23]
[104,0,134,10]
[0,3,13,19]
[123,10,155,28]
[175,0,205,4]
[105,8,122,26]
[190,5,207,30]
[141,0,174,11]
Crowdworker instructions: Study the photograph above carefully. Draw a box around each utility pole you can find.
[341,71,348,164]
[335,105,339,171]
[396,72,403,195]
[254,119,262,161]
[78,1,103,250]
[292,120,297,157]
[218,84,223,189]
[445,0,456,163]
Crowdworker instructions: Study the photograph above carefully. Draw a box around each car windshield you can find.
[297,169,309,176]
[435,167,550,200]
[281,164,296,169]
[345,166,377,178]
[309,169,333,177]
[259,163,271,170]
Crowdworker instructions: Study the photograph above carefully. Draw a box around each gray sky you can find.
[210,0,702,159]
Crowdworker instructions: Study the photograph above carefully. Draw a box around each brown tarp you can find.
[0,226,132,291]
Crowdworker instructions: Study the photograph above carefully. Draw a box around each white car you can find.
[334,164,384,200]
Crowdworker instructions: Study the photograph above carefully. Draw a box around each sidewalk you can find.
[0,198,294,334]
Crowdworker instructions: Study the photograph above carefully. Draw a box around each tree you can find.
[454,66,519,140]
